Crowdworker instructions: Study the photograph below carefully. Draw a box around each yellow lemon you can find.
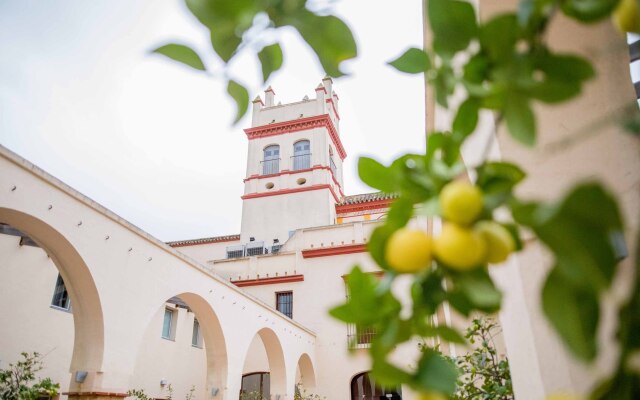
[440,181,484,225]
[475,221,515,264]
[434,223,486,270]
[419,391,448,400]
[385,228,433,273]
[613,0,640,33]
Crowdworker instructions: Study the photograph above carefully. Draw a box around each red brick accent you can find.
[232,274,304,287]
[244,115,346,160]
[325,98,340,120]
[302,243,367,258]
[64,392,128,398]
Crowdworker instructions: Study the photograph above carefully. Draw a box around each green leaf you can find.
[542,268,599,360]
[257,43,283,83]
[370,359,413,388]
[185,0,258,62]
[387,197,414,229]
[291,11,357,77]
[561,0,621,22]
[476,161,526,209]
[433,64,456,107]
[226,80,249,124]
[504,94,536,145]
[358,157,396,192]
[414,348,459,394]
[151,43,206,71]
[426,132,462,166]
[425,325,467,344]
[479,14,519,62]
[368,224,396,270]
[428,0,478,57]
[388,48,431,74]
[530,52,595,103]
[455,268,502,312]
[452,98,480,138]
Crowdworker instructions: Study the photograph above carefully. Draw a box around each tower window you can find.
[276,291,293,318]
[292,140,310,170]
[51,274,71,311]
[262,145,280,175]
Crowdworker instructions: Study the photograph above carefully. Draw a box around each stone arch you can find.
[242,327,287,398]
[0,207,104,372]
[130,291,228,399]
[295,353,316,392]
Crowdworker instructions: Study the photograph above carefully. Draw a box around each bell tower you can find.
[239,77,346,249]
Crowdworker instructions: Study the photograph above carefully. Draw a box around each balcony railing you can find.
[291,154,311,171]
[330,158,337,177]
[261,158,280,175]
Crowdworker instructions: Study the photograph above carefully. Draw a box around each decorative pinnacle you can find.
[252,95,263,104]
[265,85,275,93]
[322,75,333,82]
[315,83,325,90]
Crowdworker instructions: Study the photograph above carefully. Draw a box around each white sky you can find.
[0,1,426,241]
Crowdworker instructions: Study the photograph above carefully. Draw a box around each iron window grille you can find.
[276,291,293,318]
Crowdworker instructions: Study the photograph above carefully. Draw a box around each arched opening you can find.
[240,372,269,399]
[350,371,402,400]
[295,353,316,393]
[240,327,287,399]
[0,208,104,389]
[292,140,311,170]
[263,145,280,175]
[130,292,227,400]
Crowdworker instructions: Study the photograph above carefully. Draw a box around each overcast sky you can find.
[2,2,637,242]
[0,1,428,241]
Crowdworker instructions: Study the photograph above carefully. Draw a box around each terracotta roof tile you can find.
[338,192,397,206]
[167,234,240,247]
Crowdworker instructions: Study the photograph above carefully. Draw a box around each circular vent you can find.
[297,178,307,185]
[265,182,275,189]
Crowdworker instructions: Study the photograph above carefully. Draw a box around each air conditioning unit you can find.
[246,241,266,256]
[226,244,245,259]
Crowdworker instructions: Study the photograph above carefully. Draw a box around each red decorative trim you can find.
[315,86,327,94]
[242,165,345,197]
[232,274,304,287]
[336,199,393,216]
[242,184,340,203]
[64,392,128,398]
[325,98,340,120]
[244,115,346,160]
[302,243,367,258]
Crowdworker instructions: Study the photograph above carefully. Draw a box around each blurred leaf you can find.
[426,132,462,166]
[530,51,595,103]
[151,43,207,71]
[542,268,599,360]
[368,224,396,270]
[425,325,467,344]
[370,359,413,387]
[388,47,432,74]
[227,80,249,124]
[258,43,283,82]
[414,348,459,394]
[185,0,258,62]
[387,197,414,228]
[428,0,478,57]
[476,161,526,209]
[455,268,502,312]
[479,14,519,62]
[291,11,357,77]
[561,0,620,22]
[503,223,524,251]
[433,64,456,107]
[504,94,536,145]
[358,157,396,192]
[452,98,480,138]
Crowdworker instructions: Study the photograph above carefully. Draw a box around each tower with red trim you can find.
[240,77,346,247]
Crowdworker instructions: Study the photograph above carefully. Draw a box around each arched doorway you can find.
[0,208,104,390]
[350,371,402,400]
[240,327,287,399]
[240,372,270,399]
[130,292,228,400]
[295,353,316,393]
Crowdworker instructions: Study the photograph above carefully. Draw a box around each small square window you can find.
[276,291,293,318]
[51,274,71,311]
[162,308,175,340]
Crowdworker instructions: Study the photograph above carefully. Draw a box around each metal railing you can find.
[261,158,280,175]
[347,324,376,348]
[291,154,311,171]
[330,157,338,177]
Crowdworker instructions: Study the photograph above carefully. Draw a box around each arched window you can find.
[292,140,311,170]
[350,371,402,400]
[241,372,270,398]
[262,145,280,175]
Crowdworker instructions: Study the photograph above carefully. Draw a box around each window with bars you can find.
[276,291,293,318]
[51,273,71,311]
